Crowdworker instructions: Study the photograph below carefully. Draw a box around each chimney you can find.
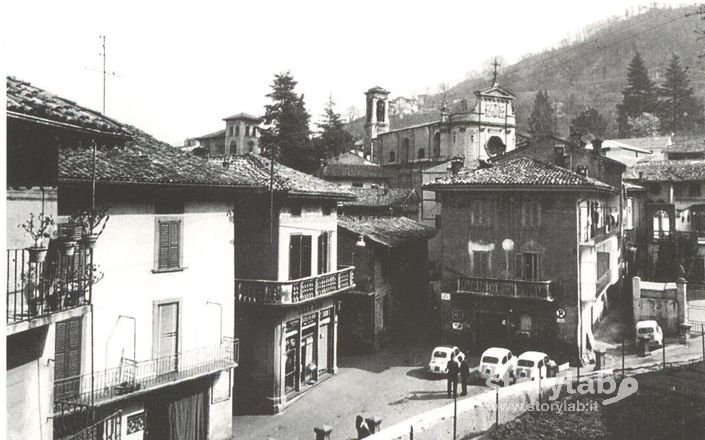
[592,138,603,156]
[450,156,464,176]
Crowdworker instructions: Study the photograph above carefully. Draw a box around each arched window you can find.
[485,136,506,157]
[401,138,410,163]
[388,151,396,163]
[653,210,671,240]
[418,148,425,159]
[432,132,441,157]
[376,100,386,123]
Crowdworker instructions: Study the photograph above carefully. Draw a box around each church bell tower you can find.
[364,86,390,158]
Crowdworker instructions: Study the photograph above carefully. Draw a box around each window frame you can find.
[469,199,494,227]
[153,215,185,273]
[521,200,541,228]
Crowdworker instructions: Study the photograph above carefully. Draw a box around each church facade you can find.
[364,83,518,187]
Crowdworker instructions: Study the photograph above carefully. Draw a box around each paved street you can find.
[233,343,487,440]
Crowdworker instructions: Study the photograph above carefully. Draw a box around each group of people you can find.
[446,354,470,398]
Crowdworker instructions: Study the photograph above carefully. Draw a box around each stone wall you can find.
[632,277,688,334]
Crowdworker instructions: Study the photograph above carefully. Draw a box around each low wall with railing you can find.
[55,338,238,405]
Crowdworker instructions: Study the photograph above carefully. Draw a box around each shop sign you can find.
[452,322,463,330]
[441,293,451,301]
[302,312,318,328]
[286,319,300,333]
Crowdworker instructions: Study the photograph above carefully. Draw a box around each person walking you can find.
[446,355,459,398]
[459,356,470,395]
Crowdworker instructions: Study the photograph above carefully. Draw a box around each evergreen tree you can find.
[260,71,317,172]
[314,96,355,159]
[616,52,658,137]
[528,90,554,138]
[657,54,704,135]
[569,107,608,141]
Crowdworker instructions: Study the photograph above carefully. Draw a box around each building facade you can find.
[426,151,624,363]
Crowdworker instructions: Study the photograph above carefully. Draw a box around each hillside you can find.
[348,5,705,139]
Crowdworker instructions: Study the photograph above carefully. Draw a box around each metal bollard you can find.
[365,416,383,434]
[314,425,332,440]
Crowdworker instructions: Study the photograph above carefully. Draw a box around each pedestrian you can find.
[356,415,371,439]
[446,355,459,398]
[459,356,470,396]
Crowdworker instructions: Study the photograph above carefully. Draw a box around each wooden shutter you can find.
[301,236,312,278]
[158,220,181,270]
[289,234,302,280]
[317,233,329,275]
[55,318,82,399]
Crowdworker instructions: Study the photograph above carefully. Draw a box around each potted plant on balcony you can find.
[73,206,110,250]
[57,222,82,257]
[18,213,55,263]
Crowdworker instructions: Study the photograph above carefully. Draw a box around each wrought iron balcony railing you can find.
[57,409,122,440]
[54,338,239,406]
[456,276,554,301]
[235,265,355,305]
[6,248,92,325]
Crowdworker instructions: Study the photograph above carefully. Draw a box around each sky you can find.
[2,0,696,145]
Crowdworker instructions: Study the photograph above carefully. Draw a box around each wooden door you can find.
[156,302,179,375]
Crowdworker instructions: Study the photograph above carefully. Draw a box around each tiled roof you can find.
[326,152,377,166]
[60,128,354,198]
[624,159,705,182]
[338,216,436,248]
[239,154,355,199]
[317,164,389,179]
[343,187,418,207]
[427,157,617,192]
[223,112,261,121]
[667,137,705,154]
[7,76,126,135]
[59,125,280,188]
[194,128,226,140]
[606,136,672,151]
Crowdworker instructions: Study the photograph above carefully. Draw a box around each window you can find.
[54,318,82,400]
[245,126,250,137]
[247,140,255,152]
[322,205,332,216]
[402,138,410,163]
[228,126,233,136]
[520,314,532,333]
[690,183,701,197]
[435,215,442,229]
[376,100,386,123]
[417,148,425,159]
[235,125,240,136]
[289,234,312,279]
[515,252,540,281]
[156,219,182,271]
[522,201,541,227]
[251,126,257,137]
[432,132,441,157]
[470,200,494,227]
[652,210,670,240]
[388,151,396,163]
[473,250,490,276]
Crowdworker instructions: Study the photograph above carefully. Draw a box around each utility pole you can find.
[101,35,106,114]
[96,35,119,115]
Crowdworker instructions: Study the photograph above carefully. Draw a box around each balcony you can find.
[235,265,355,305]
[53,401,121,440]
[456,276,554,301]
[6,248,91,328]
[54,338,239,406]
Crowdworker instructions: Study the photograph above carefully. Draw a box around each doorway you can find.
[155,301,180,375]
[474,312,508,349]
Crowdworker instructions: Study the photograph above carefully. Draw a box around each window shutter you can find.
[158,222,170,269]
[168,222,180,269]
[67,319,82,377]
[55,320,67,380]
[515,253,523,279]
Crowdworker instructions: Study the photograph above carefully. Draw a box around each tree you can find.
[314,96,355,159]
[616,52,658,137]
[657,54,704,135]
[569,107,608,141]
[528,90,554,138]
[625,113,661,137]
[260,71,317,172]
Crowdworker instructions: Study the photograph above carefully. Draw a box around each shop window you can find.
[519,314,532,334]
